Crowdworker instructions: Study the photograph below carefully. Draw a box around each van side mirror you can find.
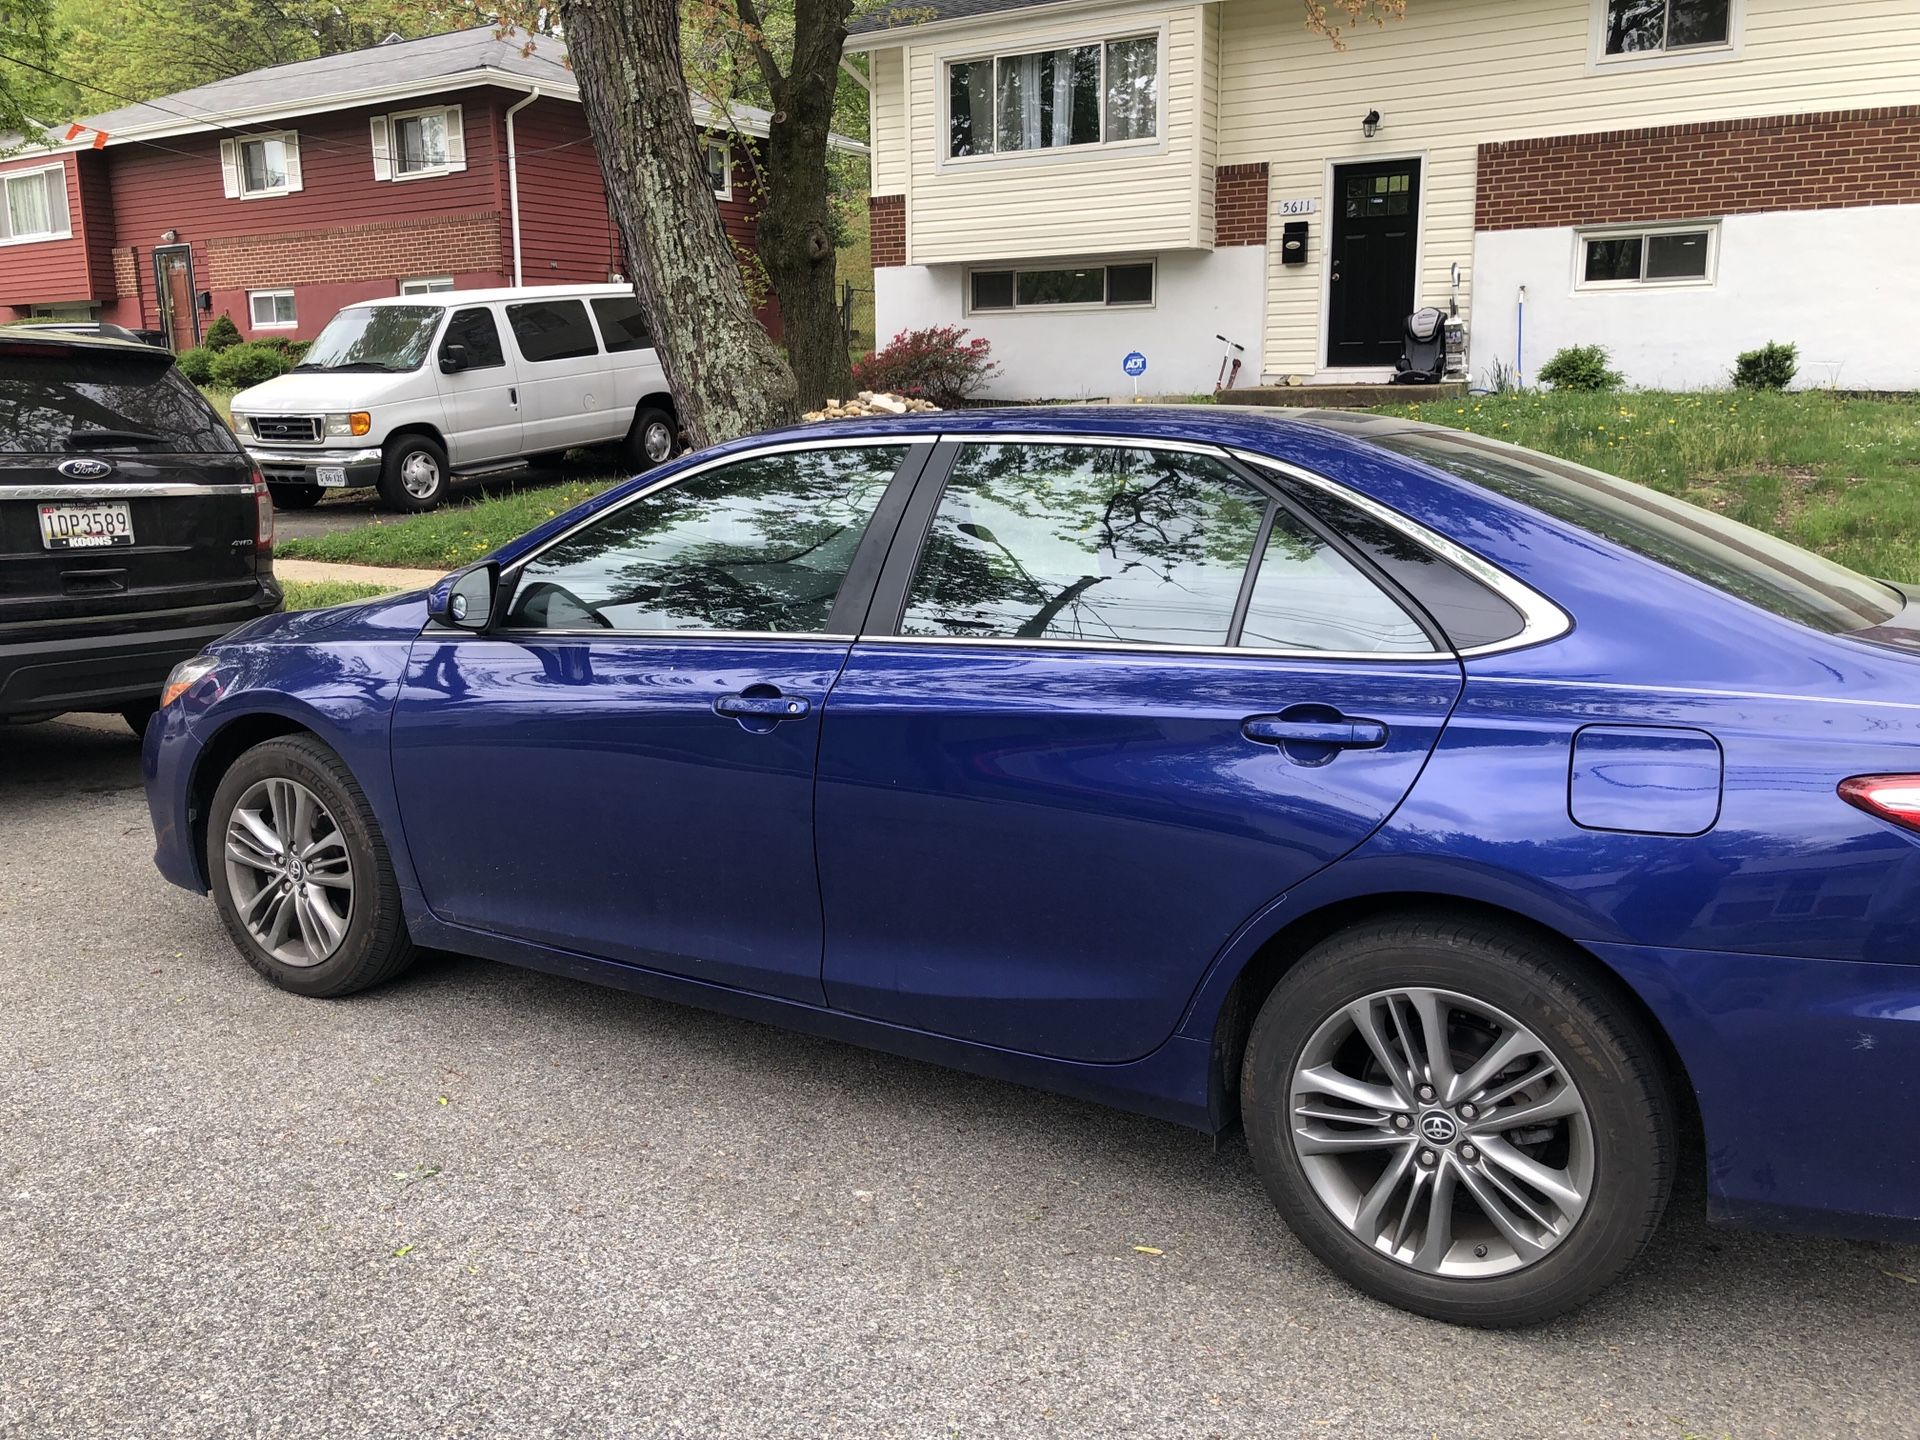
[439,343,468,374]
[429,561,500,631]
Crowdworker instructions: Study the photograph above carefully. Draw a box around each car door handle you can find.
[1242,714,1388,749]
[714,693,810,719]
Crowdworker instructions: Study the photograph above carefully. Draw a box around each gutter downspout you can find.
[504,88,540,287]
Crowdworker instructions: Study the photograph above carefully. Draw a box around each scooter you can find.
[1215,333,1246,392]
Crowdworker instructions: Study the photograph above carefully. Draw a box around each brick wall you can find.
[870,194,905,268]
[204,211,502,290]
[1215,163,1269,246]
[111,246,139,299]
[1478,105,1920,231]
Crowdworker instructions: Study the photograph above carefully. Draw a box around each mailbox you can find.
[1280,220,1309,266]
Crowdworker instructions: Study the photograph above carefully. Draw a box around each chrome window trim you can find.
[858,634,1456,663]
[431,627,855,643]
[943,431,1225,457]
[1227,447,1573,657]
[0,481,255,499]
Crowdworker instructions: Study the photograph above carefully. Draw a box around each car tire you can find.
[267,482,324,510]
[623,405,678,472]
[377,435,451,512]
[1241,914,1675,1328]
[205,734,419,998]
[120,698,160,735]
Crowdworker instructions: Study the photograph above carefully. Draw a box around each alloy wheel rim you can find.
[401,452,441,498]
[642,421,674,462]
[1289,986,1594,1278]
[223,777,354,967]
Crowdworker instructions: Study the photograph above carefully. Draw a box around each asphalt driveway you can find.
[3,716,1916,1439]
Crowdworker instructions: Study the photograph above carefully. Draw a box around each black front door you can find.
[1326,158,1420,368]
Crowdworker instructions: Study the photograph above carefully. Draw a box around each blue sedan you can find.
[144,408,1920,1326]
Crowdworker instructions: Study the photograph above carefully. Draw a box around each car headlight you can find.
[161,655,223,709]
[325,412,372,438]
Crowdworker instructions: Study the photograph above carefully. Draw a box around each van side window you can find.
[441,307,504,369]
[507,299,600,363]
[591,295,654,353]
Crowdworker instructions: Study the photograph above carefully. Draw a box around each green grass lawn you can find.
[274,477,619,571]
[280,578,403,611]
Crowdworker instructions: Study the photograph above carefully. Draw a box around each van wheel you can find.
[268,482,324,510]
[624,406,678,472]
[377,435,450,512]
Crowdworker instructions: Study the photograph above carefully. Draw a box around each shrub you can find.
[174,346,216,384]
[1536,344,1623,392]
[1733,340,1798,391]
[201,313,243,352]
[852,326,998,407]
[209,341,292,389]
[254,335,311,361]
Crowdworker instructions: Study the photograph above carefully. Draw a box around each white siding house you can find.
[849,0,1920,397]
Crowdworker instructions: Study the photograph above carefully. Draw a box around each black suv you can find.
[0,325,280,732]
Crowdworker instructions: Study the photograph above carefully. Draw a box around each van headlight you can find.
[325,412,372,438]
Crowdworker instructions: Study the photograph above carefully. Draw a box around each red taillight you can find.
[1838,775,1920,833]
[252,469,274,554]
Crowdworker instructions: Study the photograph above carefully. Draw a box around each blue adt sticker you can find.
[1122,351,1148,377]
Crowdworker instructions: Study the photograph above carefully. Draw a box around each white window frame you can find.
[704,140,733,200]
[228,130,301,199]
[400,276,455,295]
[1573,221,1720,292]
[0,163,73,246]
[248,288,298,330]
[1589,0,1743,72]
[939,23,1168,171]
[965,258,1157,315]
[376,105,467,181]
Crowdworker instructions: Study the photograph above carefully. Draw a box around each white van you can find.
[228,284,678,512]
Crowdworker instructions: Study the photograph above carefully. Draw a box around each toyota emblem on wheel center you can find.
[58,457,114,480]
[1419,1112,1459,1144]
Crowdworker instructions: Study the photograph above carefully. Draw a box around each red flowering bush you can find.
[852,326,998,407]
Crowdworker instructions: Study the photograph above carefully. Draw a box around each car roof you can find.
[347,284,639,310]
[0,323,168,358]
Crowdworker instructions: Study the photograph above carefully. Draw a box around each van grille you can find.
[251,415,321,444]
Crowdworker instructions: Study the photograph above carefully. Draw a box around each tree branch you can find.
[730,0,785,92]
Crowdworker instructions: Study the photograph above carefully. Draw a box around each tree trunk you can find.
[755,0,855,410]
[560,0,797,447]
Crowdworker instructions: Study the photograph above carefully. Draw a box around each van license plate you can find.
[39,500,134,550]
[316,467,348,487]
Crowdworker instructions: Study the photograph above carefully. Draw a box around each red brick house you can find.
[0,27,802,345]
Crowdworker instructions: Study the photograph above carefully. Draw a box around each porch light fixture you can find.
[1362,109,1382,139]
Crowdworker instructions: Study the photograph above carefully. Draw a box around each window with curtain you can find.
[947,34,1157,158]
[1604,0,1731,55]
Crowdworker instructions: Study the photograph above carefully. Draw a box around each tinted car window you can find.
[507,299,600,363]
[1378,429,1902,633]
[507,446,905,633]
[1240,506,1431,653]
[0,346,239,454]
[441,307,504,369]
[1274,474,1524,650]
[901,444,1265,647]
[591,296,654,353]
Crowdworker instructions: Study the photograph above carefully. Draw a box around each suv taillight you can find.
[252,469,274,554]
[1838,776,1920,834]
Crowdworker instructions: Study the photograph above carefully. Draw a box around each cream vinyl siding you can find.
[900,3,1213,264]
[1218,0,1920,376]
[871,47,909,196]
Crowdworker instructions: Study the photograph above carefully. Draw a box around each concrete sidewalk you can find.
[275,557,445,590]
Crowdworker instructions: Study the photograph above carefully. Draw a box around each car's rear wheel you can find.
[623,405,678,472]
[206,734,418,997]
[1241,915,1674,1327]
[377,435,450,512]
[267,482,324,510]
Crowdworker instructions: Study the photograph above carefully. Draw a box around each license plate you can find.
[39,500,134,550]
[316,466,348,487]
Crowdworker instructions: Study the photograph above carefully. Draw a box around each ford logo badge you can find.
[58,458,114,480]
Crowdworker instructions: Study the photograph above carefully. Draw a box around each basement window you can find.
[969,261,1155,312]
[1576,224,1716,289]
[249,289,297,329]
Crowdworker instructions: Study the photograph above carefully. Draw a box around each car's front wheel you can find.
[206,734,418,997]
[377,435,450,512]
[1241,915,1675,1327]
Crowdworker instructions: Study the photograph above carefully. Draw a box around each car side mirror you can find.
[439,343,468,374]
[430,561,500,631]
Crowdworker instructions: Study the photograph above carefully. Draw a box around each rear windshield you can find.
[296,305,441,373]
[0,348,239,455]
[1377,429,1903,634]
